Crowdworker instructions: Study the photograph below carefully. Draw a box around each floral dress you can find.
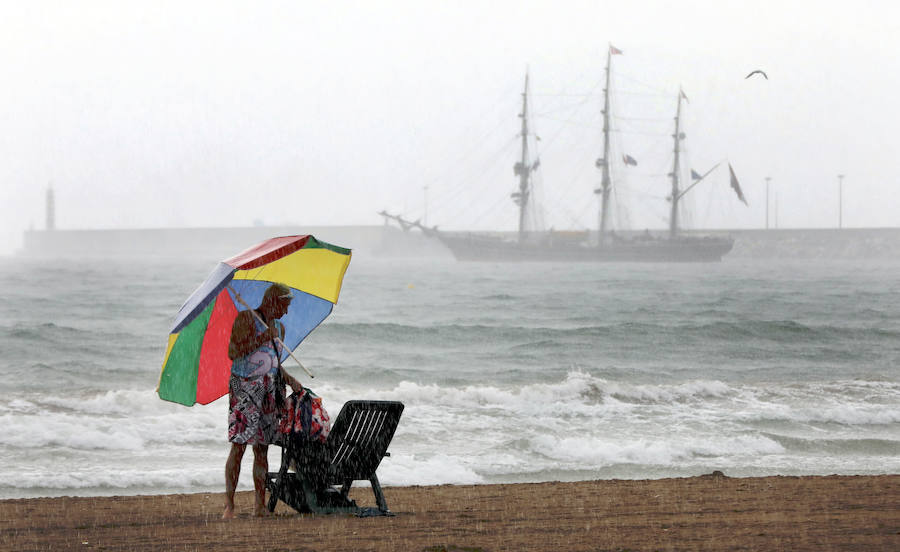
[227,314,284,445]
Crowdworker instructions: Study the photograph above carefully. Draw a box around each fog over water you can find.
[2,1,900,256]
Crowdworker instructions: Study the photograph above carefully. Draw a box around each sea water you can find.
[1,254,899,498]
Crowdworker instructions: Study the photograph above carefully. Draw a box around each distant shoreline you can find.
[18,225,900,260]
[3,474,898,551]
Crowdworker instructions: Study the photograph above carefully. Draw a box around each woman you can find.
[223,282,302,518]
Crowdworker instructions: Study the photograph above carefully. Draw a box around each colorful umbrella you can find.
[157,235,351,406]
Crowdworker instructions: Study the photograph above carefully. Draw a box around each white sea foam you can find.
[532,434,786,467]
[5,399,38,413]
[1,465,225,491]
[379,454,484,486]
[0,453,485,494]
[38,389,181,416]
[765,404,900,426]
[603,379,735,403]
[730,388,900,426]
[0,416,145,450]
[372,372,738,415]
[0,390,225,451]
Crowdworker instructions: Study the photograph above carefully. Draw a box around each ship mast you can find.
[511,72,533,243]
[596,47,614,243]
[668,88,685,238]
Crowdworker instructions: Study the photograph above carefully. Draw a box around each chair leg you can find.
[300,477,321,513]
[267,448,291,512]
[369,474,388,512]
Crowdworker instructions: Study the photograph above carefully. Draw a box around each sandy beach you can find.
[2,474,897,551]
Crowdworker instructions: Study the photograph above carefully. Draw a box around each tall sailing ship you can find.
[385,46,740,262]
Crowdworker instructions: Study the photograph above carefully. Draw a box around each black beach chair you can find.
[266,399,404,516]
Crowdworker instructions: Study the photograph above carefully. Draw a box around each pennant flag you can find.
[691,169,702,181]
[610,45,623,55]
[532,159,541,171]
[680,89,689,103]
[729,164,748,205]
[623,154,638,166]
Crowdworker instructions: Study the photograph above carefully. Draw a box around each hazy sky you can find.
[2,0,898,254]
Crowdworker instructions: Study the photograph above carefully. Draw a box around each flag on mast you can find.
[609,44,623,55]
[729,164,748,205]
[622,154,638,166]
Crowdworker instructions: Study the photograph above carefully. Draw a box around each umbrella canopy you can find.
[157,235,351,406]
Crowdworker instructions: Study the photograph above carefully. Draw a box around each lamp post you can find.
[765,177,771,229]
[838,174,844,229]
[45,183,55,231]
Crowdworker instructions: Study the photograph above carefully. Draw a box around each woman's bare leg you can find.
[252,444,269,516]
[223,443,246,519]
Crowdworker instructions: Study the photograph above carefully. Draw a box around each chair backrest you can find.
[325,400,404,481]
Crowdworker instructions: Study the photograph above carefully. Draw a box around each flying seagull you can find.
[745,70,768,80]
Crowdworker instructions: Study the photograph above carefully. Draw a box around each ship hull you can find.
[438,234,734,262]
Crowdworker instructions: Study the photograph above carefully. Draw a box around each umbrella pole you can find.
[227,285,315,379]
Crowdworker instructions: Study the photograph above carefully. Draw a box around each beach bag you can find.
[278,387,331,444]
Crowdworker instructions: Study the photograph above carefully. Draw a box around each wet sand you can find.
[2,474,898,551]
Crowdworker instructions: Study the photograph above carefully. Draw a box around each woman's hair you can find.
[262,283,293,305]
